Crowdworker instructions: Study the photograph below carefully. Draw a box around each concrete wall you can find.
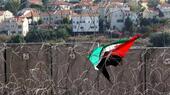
[0,43,169,95]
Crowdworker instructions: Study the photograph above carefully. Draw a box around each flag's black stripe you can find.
[96,55,122,82]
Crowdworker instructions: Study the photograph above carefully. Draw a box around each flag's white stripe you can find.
[100,44,120,58]
[103,44,120,52]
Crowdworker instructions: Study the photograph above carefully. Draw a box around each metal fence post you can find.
[3,44,7,95]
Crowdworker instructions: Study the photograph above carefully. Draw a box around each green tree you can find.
[99,18,104,32]
[140,18,151,26]
[20,0,27,9]
[149,32,170,47]
[25,28,70,42]
[63,17,70,24]
[57,24,72,34]
[5,0,21,15]
[38,19,43,25]
[139,26,150,33]
[63,24,72,33]
[25,29,51,42]
[42,0,50,6]
[8,35,25,43]
[159,19,169,25]
[0,0,3,8]
[56,28,69,39]
[147,0,159,8]
[125,16,133,32]
[138,26,153,38]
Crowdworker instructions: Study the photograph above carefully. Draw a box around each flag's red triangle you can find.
[111,34,141,57]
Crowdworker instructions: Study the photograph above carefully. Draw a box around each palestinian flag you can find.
[88,34,141,82]
[88,38,129,70]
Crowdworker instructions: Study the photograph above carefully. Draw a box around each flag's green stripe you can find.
[88,46,103,65]
[103,38,129,48]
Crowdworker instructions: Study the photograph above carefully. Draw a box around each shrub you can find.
[0,35,11,42]
[25,28,70,42]
[25,30,51,42]
[7,35,25,43]
[149,32,170,47]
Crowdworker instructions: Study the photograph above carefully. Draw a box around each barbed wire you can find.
[0,43,169,94]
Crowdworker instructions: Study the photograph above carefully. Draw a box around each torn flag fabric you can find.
[88,34,141,82]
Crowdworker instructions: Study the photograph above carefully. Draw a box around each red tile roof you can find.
[19,9,40,18]
[41,10,74,16]
[81,0,93,3]
[54,10,73,15]
[91,5,99,10]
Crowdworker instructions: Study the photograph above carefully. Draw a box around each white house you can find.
[4,17,29,36]
[0,10,14,23]
[41,11,62,25]
[108,2,130,31]
[72,13,99,32]
[157,3,170,19]
[41,10,73,24]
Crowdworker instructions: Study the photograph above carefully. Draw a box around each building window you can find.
[117,19,123,23]
[11,31,16,34]
[18,31,22,33]
[80,21,85,23]
[18,25,22,29]
[90,26,95,28]
[113,26,115,29]
[74,26,76,29]
[11,25,14,28]
[80,27,84,29]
